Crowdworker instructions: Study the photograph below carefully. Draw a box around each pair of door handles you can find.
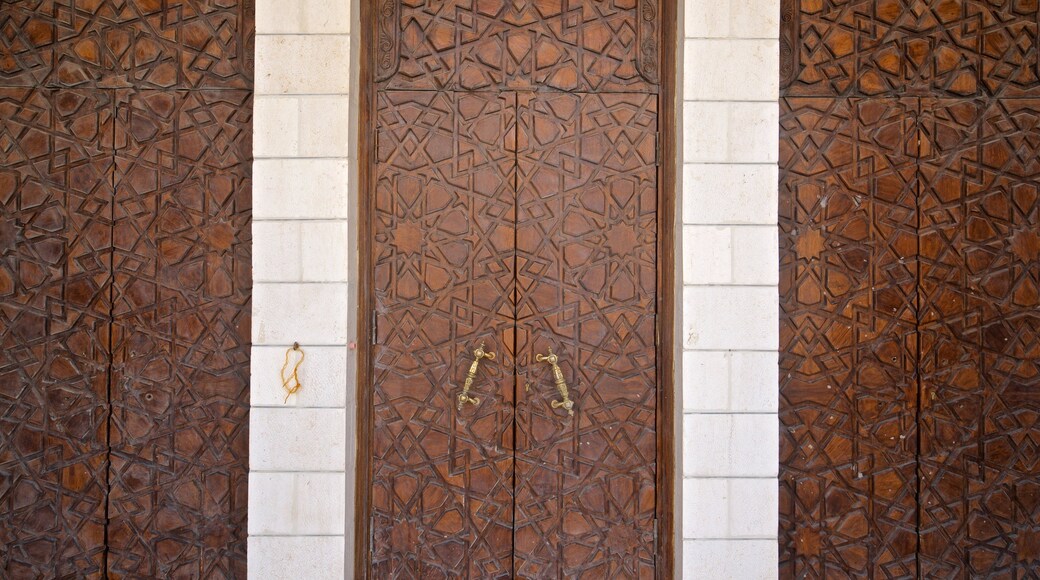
[457,342,575,416]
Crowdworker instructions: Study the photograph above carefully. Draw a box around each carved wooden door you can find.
[365,0,664,577]
[0,3,252,578]
[781,2,1040,578]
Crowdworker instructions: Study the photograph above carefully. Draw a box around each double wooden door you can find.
[781,1,1040,577]
[361,0,667,577]
[0,2,253,577]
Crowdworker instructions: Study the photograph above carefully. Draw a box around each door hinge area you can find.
[371,310,378,345]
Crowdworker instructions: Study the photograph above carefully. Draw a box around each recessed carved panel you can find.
[514,92,658,578]
[780,0,1040,97]
[779,97,920,578]
[371,91,517,578]
[106,89,251,579]
[0,87,113,579]
[917,98,1040,578]
[0,0,254,89]
[376,0,660,92]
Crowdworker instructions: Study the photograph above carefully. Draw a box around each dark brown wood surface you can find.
[370,90,518,578]
[0,87,113,578]
[514,92,658,578]
[781,3,1040,578]
[0,1,252,577]
[362,0,670,576]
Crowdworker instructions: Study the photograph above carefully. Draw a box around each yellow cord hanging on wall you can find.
[281,342,305,402]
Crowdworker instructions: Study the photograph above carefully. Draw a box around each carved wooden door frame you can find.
[353,0,678,576]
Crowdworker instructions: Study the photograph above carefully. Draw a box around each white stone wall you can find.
[248,1,781,578]
[249,0,354,577]
[680,0,780,577]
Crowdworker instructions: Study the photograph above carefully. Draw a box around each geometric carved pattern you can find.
[371,91,517,578]
[0,0,254,89]
[375,0,660,92]
[780,0,1040,97]
[369,1,661,574]
[514,92,658,578]
[0,2,251,576]
[781,96,1040,577]
[782,4,1040,576]
[779,97,921,579]
[105,89,251,578]
[917,98,1040,577]
[0,87,113,579]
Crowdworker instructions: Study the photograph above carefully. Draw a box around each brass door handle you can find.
[535,347,574,416]
[458,341,495,410]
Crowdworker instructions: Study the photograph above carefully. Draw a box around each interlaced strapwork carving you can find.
[781,0,1040,98]
[514,92,658,578]
[105,89,251,578]
[371,91,517,579]
[376,0,660,92]
[0,87,113,579]
[917,98,1040,578]
[780,97,920,578]
[0,0,254,89]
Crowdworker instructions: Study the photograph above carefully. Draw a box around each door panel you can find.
[514,92,658,578]
[779,97,920,578]
[107,89,252,578]
[0,0,254,89]
[0,87,113,578]
[371,91,517,579]
[375,0,661,92]
[918,98,1040,577]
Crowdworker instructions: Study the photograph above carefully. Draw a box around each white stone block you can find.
[684,414,778,477]
[251,346,348,407]
[252,283,350,345]
[254,97,300,158]
[683,226,733,285]
[683,286,778,351]
[250,408,346,471]
[684,102,779,163]
[683,478,778,539]
[248,536,345,580]
[683,539,779,579]
[253,222,301,282]
[684,351,778,413]
[685,0,730,38]
[299,96,351,157]
[254,159,351,220]
[684,40,778,101]
[249,472,346,535]
[685,0,780,39]
[256,36,351,95]
[302,221,350,282]
[682,163,778,225]
[257,0,351,34]
[732,226,778,285]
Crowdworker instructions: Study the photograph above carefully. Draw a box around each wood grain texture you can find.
[370,90,517,579]
[0,1,252,576]
[106,89,251,579]
[779,0,1040,98]
[0,86,114,579]
[779,97,921,579]
[361,0,671,576]
[0,0,254,89]
[917,98,1040,578]
[514,92,658,579]
[375,0,660,92]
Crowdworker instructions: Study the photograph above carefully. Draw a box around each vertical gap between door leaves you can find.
[510,89,519,580]
[913,96,923,580]
[102,88,117,580]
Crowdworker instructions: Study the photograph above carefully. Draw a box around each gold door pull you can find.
[536,347,574,416]
[458,341,495,410]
